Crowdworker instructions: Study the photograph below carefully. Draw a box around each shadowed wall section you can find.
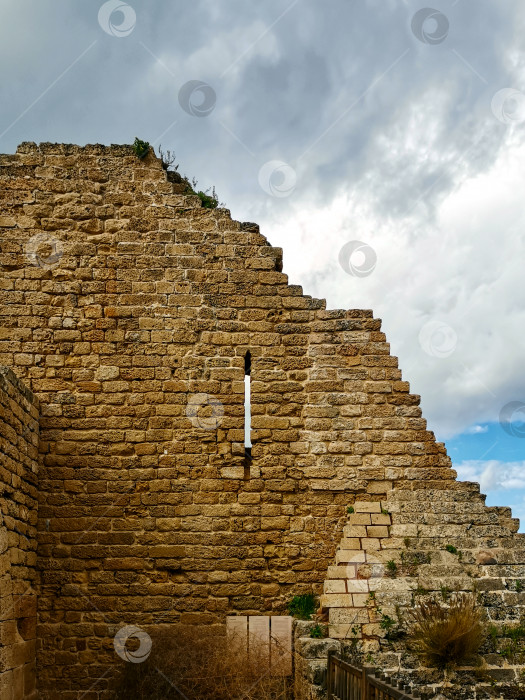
[0,366,39,700]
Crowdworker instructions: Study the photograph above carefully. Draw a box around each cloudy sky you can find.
[1,0,525,525]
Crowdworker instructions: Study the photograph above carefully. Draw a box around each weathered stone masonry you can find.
[1,142,524,699]
[0,367,39,700]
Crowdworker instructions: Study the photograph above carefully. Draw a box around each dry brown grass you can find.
[112,625,294,700]
[407,593,486,668]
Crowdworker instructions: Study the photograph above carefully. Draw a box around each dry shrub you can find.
[407,593,486,668]
[113,625,293,700]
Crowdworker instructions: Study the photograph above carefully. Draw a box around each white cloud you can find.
[260,129,525,440]
[466,425,489,434]
[455,460,525,492]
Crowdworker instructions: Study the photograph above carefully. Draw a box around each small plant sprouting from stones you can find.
[370,593,382,618]
[186,176,221,209]
[156,146,222,208]
[380,614,396,633]
[347,506,355,514]
[133,137,150,159]
[287,593,317,620]
[414,585,429,597]
[309,624,326,639]
[404,537,410,548]
[516,580,524,593]
[158,145,179,171]
[440,586,450,602]
[379,611,404,643]
[386,560,398,578]
[346,625,361,653]
[401,551,431,577]
[445,544,458,555]
[195,183,220,209]
[493,622,525,662]
[367,594,404,642]
[381,508,389,516]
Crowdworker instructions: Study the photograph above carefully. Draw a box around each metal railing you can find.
[327,652,423,700]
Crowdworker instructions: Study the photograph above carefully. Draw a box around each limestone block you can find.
[370,513,391,525]
[335,550,366,564]
[354,501,382,513]
[348,513,371,525]
[366,526,389,538]
[323,579,346,594]
[320,593,354,608]
[352,593,369,607]
[346,580,369,593]
[343,526,367,538]
[326,565,354,579]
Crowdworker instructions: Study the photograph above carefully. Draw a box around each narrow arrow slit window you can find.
[244,351,251,459]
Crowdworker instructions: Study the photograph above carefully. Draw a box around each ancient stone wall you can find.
[0,366,39,700]
[0,141,509,698]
